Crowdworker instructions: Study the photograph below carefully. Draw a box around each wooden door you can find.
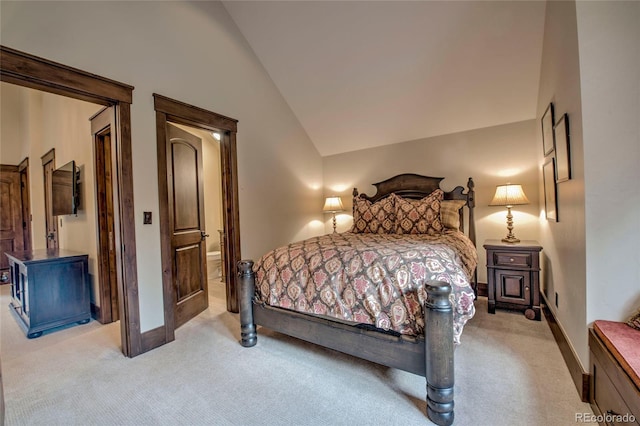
[41,150,58,249]
[92,107,119,323]
[0,165,25,273]
[166,123,208,328]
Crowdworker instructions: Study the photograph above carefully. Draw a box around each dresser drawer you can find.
[493,252,531,267]
[592,353,638,425]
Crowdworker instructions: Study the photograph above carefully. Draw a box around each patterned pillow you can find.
[395,190,444,235]
[627,309,640,331]
[351,194,396,234]
[440,200,466,230]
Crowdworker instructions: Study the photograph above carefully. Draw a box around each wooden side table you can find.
[483,240,542,320]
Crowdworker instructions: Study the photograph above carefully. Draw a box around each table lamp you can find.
[323,196,344,233]
[489,184,529,243]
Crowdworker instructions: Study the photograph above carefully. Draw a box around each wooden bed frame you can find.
[238,174,476,426]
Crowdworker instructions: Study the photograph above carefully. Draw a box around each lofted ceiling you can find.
[223,1,547,157]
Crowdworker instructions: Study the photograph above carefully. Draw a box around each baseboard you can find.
[90,303,101,322]
[541,292,590,402]
[476,282,488,297]
[140,325,168,354]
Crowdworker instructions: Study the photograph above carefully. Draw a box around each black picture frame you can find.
[541,103,555,156]
[543,158,558,221]
[554,113,571,183]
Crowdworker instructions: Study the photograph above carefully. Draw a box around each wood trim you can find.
[0,165,18,173]
[541,292,590,402]
[140,325,168,354]
[153,94,238,133]
[91,107,118,325]
[18,159,32,253]
[1,45,142,357]
[221,130,241,313]
[40,149,55,166]
[1,46,133,104]
[154,93,242,334]
[17,158,29,172]
[113,102,142,357]
[155,111,176,344]
[90,302,102,322]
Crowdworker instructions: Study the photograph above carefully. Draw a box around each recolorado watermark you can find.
[576,412,636,423]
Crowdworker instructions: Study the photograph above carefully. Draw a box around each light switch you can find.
[143,211,152,224]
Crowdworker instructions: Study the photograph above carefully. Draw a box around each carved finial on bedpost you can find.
[238,260,257,347]
[466,177,475,208]
[424,280,454,426]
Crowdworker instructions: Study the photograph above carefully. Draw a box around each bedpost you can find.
[424,280,454,426]
[238,260,257,347]
[467,177,478,294]
[466,177,476,247]
[352,187,359,217]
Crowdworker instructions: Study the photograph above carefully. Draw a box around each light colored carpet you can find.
[0,282,595,425]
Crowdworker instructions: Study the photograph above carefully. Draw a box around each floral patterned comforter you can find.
[253,230,477,344]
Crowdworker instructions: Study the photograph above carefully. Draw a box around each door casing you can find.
[154,94,241,344]
[90,106,120,324]
[0,45,147,357]
[18,158,32,253]
[41,149,58,249]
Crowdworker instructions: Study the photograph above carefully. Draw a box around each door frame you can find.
[90,106,120,324]
[0,45,143,357]
[154,94,241,344]
[18,158,32,253]
[41,149,58,249]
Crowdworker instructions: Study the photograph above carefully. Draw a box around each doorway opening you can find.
[154,94,240,343]
[0,46,144,357]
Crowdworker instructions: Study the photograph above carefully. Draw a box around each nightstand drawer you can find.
[493,252,531,268]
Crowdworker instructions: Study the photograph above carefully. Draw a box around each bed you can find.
[238,174,477,426]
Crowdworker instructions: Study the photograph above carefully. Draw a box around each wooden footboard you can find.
[238,260,455,426]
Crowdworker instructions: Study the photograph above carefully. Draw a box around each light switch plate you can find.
[143,211,152,224]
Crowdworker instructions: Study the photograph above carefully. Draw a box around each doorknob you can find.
[47,232,55,240]
[200,231,209,241]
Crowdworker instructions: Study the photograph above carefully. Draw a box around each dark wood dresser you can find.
[5,249,91,338]
[483,239,542,321]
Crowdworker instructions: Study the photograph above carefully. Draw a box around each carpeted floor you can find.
[0,281,595,425]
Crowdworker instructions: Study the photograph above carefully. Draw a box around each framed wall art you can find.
[543,158,558,221]
[554,113,571,183]
[541,102,555,156]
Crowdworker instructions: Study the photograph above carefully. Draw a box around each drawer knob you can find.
[510,258,515,262]
[525,286,529,291]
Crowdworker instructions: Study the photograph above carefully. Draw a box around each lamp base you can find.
[502,206,520,243]
[501,236,521,244]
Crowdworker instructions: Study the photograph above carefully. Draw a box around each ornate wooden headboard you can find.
[352,173,476,245]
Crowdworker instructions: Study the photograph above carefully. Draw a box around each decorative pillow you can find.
[440,200,466,230]
[351,194,396,234]
[627,308,640,331]
[395,190,444,235]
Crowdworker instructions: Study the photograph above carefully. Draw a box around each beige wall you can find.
[0,83,104,305]
[323,120,541,283]
[537,0,640,370]
[0,84,29,164]
[577,3,640,327]
[1,1,323,332]
[536,0,588,367]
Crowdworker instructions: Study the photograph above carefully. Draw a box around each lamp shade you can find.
[489,184,530,207]
[323,196,344,213]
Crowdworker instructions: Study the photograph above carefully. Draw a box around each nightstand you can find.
[483,240,542,321]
